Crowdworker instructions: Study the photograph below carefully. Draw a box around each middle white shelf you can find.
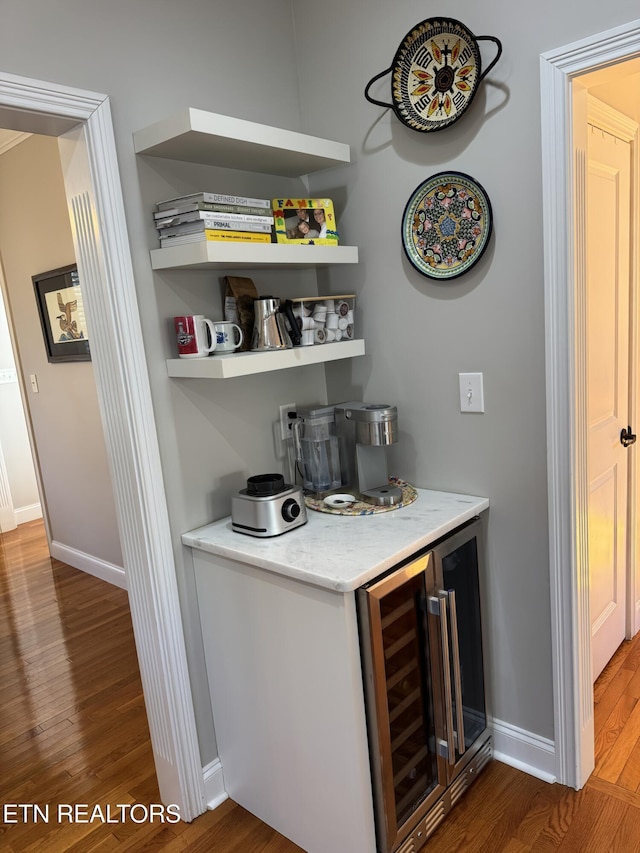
[151,241,358,270]
[167,339,365,379]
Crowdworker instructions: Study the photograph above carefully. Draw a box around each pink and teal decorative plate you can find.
[402,171,492,280]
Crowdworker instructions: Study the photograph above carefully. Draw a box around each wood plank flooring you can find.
[0,520,302,852]
[2,519,640,851]
[414,624,640,853]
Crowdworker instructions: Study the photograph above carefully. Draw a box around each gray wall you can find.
[0,134,122,566]
[0,0,330,765]
[2,0,638,768]
[292,0,638,742]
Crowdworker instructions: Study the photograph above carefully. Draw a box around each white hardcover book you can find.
[156,210,274,229]
[160,229,272,247]
[156,192,271,211]
[158,218,273,237]
[153,201,272,219]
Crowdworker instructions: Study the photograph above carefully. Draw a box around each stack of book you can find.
[154,192,274,247]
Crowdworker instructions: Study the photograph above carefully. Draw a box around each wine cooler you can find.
[357,517,491,853]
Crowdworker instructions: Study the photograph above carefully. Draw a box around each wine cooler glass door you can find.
[434,518,489,776]
[358,552,447,853]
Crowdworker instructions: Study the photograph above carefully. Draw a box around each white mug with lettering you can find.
[213,321,244,353]
[174,315,216,358]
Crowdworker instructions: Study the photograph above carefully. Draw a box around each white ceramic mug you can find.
[213,321,244,353]
[174,315,216,358]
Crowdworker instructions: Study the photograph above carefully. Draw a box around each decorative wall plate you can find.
[402,172,493,280]
[364,18,502,132]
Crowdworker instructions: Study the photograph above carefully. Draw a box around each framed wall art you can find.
[32,263,91,362]
[272,198,339,245]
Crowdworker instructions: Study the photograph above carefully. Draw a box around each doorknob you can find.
[621,425,637,447]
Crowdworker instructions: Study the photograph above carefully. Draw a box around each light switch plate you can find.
[459,373,484,413]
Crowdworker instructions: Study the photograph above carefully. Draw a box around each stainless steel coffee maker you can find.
[334,402,402,505]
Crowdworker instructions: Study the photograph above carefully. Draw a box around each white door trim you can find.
[0,70,206,819]
[540,19,640,789]
[0,437,16,532]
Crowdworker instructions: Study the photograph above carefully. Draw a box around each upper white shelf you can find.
[150,241,358,270]
[167,340,365,379]
[133,108,351,177]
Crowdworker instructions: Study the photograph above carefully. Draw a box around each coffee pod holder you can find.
[286,294,356,347]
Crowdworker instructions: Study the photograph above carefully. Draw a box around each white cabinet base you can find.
[193,551,376,853]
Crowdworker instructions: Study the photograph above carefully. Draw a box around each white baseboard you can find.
[491,717,557,783]
[15,502,42,524]
[203,758,228,810]
[201,721,555,818]
[50,540,127,590]
[0,506,16,532]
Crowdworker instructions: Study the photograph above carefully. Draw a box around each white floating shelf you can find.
[134,108,350,177]
[166,340,365,379]
[151,241,358,270]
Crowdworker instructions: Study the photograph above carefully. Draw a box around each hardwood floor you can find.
[2,519,640,852]
[419,630,640,853]
[0,520,302,852]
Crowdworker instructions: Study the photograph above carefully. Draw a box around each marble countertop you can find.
[182,488,489,592]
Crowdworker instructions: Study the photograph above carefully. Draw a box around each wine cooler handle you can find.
[434,592,456,765]
[447,590,466,756]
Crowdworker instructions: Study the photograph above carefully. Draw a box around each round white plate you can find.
[323,494,357,509]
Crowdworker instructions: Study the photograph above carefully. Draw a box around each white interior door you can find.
[587,122,632,682]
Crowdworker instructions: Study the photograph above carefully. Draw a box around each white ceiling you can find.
[579,58,640,122]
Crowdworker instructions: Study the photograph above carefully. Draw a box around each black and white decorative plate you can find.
[365,18,502,133]
[401,171,493,280]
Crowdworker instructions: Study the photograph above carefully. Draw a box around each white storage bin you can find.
[289,294,355,345]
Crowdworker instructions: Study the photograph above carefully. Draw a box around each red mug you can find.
[174,315,216,358]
